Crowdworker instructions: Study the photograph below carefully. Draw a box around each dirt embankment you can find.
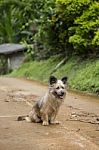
[0,77,99,150]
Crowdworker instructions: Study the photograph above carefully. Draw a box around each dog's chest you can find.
[47,97,62,112]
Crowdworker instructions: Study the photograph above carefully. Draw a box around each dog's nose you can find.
[61,91,64,96]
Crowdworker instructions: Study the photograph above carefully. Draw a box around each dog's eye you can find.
[61,86,64,89]
[56,86,59,89]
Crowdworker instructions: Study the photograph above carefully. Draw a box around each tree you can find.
[69,1,99,56]
[0,0,24,43]
[0,0,98,58]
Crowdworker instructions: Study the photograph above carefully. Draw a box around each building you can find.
[0,43,26,74]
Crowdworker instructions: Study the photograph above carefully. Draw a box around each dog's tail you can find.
[17,115,29,121]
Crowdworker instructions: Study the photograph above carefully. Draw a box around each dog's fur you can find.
[18,76,68,126]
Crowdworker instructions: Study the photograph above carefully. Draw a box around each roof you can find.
[0,43,26,54]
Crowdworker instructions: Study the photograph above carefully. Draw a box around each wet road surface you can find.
[0,77,99,150]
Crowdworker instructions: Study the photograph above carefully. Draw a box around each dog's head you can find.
[49,76,68,100]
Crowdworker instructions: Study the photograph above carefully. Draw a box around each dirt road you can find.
[0,77,99,150]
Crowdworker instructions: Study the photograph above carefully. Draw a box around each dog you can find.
[17,76,68,126]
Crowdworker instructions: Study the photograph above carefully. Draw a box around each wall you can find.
[8,51,25,71]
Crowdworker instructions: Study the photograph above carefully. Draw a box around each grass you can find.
[10,56,99,94]
[10,56,59,83]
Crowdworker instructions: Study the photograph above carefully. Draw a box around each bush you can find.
[69,1,99,55]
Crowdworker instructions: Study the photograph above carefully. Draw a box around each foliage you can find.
[29,0,57,59]
[0,0,99,58]
[0,0,56,58]
[52,0,91,54]
[0,56,7,74]
[69,1,99,55]
[0,0,25,43]
[54,0,99,56]
[0,0,45,43]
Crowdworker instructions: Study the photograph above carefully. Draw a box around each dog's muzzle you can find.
[53,91,65,99]
[58,91,65,99]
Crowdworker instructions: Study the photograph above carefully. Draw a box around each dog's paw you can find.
[25,117,32,123]
[50,120,61,124]
[42,121,49,126]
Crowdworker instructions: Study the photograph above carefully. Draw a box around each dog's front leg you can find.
[50,113,61,124]
[42,114,49,126]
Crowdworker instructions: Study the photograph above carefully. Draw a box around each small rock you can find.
[5,99,10,102]
[96,118,99,121]
[96,128,99,131]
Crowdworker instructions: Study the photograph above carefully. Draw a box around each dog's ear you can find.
[61,76,68,84]
[49,76,57,85]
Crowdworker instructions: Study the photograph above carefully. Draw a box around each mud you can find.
[0,77,99,150]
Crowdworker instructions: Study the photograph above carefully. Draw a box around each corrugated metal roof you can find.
[0,43,26,54]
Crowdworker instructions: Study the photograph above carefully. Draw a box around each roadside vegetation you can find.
[10,56,99,95]
[0,0,99,94]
